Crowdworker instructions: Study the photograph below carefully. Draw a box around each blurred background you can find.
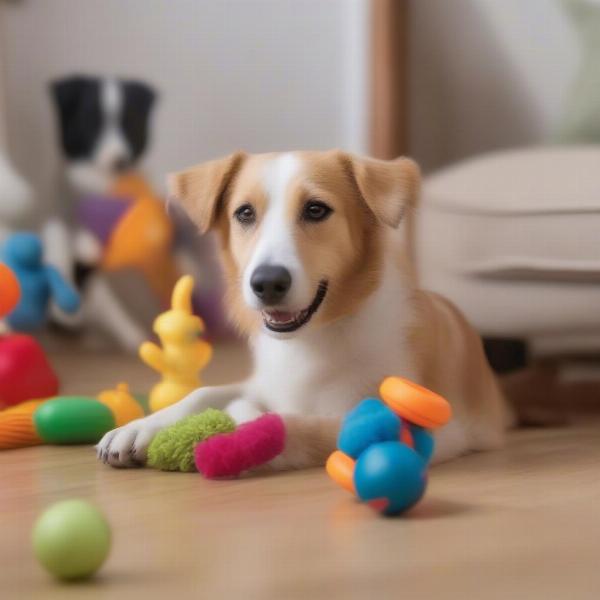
[0,0,598,409]
[0,0,581,187]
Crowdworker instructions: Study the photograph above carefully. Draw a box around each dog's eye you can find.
[234,203,256,226]
[301,200,332,223]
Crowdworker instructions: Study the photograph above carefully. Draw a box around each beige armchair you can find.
[417,146,600,359]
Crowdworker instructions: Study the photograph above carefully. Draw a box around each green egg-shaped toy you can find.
[33,499,111,580]
[34,397,115,444]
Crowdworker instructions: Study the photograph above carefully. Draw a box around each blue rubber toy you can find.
[327,378,452,516]
[354,441,428,516]
[0,232,80,331]
[338,398,401,459]
[338,397,434,464]
[409,425,435,464]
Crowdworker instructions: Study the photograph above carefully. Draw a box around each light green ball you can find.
[32,500,111,580]
[147,408,235,472]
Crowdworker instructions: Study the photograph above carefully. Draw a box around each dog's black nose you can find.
[250,265,292,305]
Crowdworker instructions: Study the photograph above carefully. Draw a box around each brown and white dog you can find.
[97,150,509,469]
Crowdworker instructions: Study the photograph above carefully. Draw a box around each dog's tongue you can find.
[266,310,296,323]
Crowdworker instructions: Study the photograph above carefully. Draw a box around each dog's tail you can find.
[194,413,340,478]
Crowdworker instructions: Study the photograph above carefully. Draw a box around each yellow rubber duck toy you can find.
[139,275,213,413]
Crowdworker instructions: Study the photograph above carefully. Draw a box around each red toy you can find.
[0,334,59,408]
[1,253,60,408]
[194,413,285,478]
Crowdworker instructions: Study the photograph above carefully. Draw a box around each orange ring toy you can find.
[379,376,452,429]
[0,263,21,319]
[326,450,356,494]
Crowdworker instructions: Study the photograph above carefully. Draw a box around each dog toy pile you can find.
[0,383,143,449]
[147,409,235,472]
[146,409,286,477]
[326,376,451,516]
[33,499,111,581]
[1,264,217,457]
[76,171,180,304]
[140,275,213,413]
[0,233,82,409]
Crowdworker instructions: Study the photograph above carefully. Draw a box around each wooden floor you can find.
[1,345,600,599]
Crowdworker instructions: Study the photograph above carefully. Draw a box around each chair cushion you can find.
[424,146,600,213]
[416,146,600,353]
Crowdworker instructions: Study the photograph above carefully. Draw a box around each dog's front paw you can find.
[96,418,161,468]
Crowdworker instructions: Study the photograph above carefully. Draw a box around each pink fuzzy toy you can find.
[194,413,285,478]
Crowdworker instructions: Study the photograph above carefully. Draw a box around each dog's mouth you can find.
[262,281,328,333]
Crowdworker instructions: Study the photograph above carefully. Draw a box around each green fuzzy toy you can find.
[147,409,235,472]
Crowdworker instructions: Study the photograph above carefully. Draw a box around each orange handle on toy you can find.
[379,376,452,429]
[0,400,45,449]
[326,450,356,494]
[0,263,21,319]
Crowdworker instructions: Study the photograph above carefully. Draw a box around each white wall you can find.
[0,7,8,147]
[0,0,369,209]
[410,0,580,171]
[2,0,581,189]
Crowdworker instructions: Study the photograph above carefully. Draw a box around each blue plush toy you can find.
[0,233,80,331]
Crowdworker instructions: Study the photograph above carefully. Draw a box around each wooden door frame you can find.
[370,0,409,159]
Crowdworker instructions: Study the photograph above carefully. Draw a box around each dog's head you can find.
[50,75,156,194]
[170,151,419,337]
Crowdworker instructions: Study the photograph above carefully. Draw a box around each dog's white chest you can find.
[250,316,418,417]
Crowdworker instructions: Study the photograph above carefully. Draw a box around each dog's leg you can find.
[86,275,147,353]
[430,419,470,465]
[226,398,265,424]
[96,383,245,468]
[43,219,86,328]
[271,415,341,470]
[42,218,74,279]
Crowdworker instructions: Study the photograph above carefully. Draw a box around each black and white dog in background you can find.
[52,76,155,196]
[44,75,157,351]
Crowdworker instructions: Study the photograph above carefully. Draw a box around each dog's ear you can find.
[122,80,157,113]
[168,151,246,234]
[49,75,96,123]
[121,80,157,159]
[343,153,420,228]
